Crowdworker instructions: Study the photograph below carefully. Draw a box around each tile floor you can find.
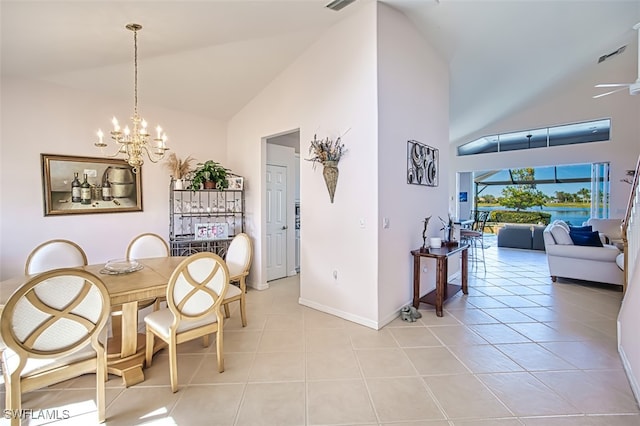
[2,242,639,425]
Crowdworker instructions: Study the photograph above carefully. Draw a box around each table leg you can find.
[413,253,420,309]
[436,257,445,317]
[462,247,469,295]
[107,301,146,387]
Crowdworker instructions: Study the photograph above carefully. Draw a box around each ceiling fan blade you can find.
[595,83,630,88]
[593,87,627,99]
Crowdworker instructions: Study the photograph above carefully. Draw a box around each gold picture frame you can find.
[41,154,143,216]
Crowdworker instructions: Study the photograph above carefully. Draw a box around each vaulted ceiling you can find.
[2,0,639,144]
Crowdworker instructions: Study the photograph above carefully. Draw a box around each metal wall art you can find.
[407,140,438,187]
[41,154,142,216]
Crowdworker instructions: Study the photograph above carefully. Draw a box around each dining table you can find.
[0,256,186,387]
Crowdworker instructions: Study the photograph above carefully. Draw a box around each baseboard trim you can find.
[298,297,380,330]
[248,279,269,291]
[619,341,640,404]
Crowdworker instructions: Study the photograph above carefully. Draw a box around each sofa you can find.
[498,224,546,250]
[584,218,624,249]
[543,221,624,286]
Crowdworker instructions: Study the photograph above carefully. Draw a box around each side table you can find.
[410,244,469,317]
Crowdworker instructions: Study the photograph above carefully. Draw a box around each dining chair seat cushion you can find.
[224,283,242,299]
[2,343,96,377]
[144,309,219,340]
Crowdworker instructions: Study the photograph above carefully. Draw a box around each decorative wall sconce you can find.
[306,134,347,203]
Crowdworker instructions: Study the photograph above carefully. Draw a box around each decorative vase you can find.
[322,160,339,203]
[174,179,184,190]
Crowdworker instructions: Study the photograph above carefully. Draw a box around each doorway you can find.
[265,130,300,282]
[266,164,287,281]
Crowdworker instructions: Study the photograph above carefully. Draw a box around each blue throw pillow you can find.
[569,230,603,247]
[569,225,593,233]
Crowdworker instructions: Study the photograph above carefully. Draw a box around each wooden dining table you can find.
[0,256,186,387]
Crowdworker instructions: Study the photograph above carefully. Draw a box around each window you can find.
[457,119,610,156]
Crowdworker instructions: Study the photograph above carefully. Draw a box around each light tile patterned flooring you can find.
[3,242,639,425]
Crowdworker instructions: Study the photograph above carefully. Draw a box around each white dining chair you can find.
[222,233,252,327]
[144,252,229,392]
[24,239,88,275]
[125,233,170,310]
[0,268,111,425]
[126,233,170,260]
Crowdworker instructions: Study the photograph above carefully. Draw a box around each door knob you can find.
[282,225,288,230]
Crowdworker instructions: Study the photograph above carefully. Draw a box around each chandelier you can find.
[95,23,169,171]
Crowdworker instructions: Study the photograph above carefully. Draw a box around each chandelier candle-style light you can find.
[95,23,169,171]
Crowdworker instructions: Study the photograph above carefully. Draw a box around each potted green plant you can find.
[190,160,230,191]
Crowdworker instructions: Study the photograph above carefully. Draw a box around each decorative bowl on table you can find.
[102,258,143,274]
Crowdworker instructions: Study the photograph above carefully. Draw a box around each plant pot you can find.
[203,180,216,189]
[174,179,184,190]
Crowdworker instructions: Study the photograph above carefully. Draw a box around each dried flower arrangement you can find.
[306,134,347,169]
[164,153,195,179]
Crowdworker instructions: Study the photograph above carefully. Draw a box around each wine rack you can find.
[168,179,244,257]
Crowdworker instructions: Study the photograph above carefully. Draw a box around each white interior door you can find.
[266,164,288,281]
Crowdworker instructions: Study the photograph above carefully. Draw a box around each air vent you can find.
[325,0,356,11]
[598,45,626,63]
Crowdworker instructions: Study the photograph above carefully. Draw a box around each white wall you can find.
[619,234,640,403]
[0,77,227,279]
[227,2,380,327]
[376,3,450,326]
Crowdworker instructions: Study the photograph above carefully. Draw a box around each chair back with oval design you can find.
[24,239,88,275]
[126,233,170,260]
[221,233,252,327]
[144,252,229,392]
[167,252,229,321]
[1,268,110,424]
[225,233,252,280]
[124,233,170,312]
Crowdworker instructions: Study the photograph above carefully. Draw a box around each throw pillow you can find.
[550,224,573,245]
[569,230,603,247]
[569,225,592,233]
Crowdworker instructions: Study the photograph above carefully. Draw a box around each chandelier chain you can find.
[133,28,138,116]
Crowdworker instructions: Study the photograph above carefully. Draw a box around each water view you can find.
[478,205,596,226]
